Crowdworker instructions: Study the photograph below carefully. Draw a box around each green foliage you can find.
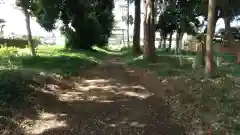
[0,70,36,108]
[156,0,202,36]
[156,5,177,35]
[0,38,28,48]
[122,47,240,134]
[23,0,115,50]
[0,46,110,76]
[0,46,19,57]
[122,15,134,25]
[0,38,40,48]
[0,69,39,135]
[0,45,115,134]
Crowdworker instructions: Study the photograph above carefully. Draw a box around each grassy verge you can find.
[0,45,113,134]
[0,45,112,76]
[121,47,240,134]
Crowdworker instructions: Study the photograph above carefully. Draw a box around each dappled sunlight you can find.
[84,78,110,84]
[117,91,153,99]
[22,112,68,135]
[120,85,146,92]
[59,91,85,101]
[153,69,240,134]
[0,47,189,134]
[58,77,152,102]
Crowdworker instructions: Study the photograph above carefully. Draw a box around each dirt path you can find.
[22,57,186,135]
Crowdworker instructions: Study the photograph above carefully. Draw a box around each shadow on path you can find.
[7,57,186,135]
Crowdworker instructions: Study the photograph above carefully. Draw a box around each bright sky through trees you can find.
[0,0,60,37]
[0,0,239,38]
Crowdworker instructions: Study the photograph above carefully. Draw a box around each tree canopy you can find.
[18,0,115,50]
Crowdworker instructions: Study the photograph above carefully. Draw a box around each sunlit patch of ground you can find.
[123,53,240,134]
[15,61,158,134]
[1,55,188,134]
[58,78,152,102]
[22,112,68,135]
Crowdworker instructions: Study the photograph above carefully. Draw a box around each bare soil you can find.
[19,57,186,135]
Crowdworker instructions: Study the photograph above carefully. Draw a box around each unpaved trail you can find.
[23,57,185,135]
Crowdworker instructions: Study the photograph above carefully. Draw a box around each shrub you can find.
[0,46,19,56]
[0,38,40,48]
[0,70,37,109]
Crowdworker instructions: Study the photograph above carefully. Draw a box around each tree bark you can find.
[24,8,36,56]
[201,34,206,65]
[127,0,130,47]
[205,0,216,76]
[179,32,184,52]
[224,16,234,46]
[143,0,156,62]
[175,31,179,54]
[175,31,183,54]
[158,32,163,48]
[132,0,141,55]
[168,32,173,51]
[163,36,166,49]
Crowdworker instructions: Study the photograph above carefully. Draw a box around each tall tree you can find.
[156,5,176,51]
[143,0,156,61]
[132,0,141,55]
[156,0,201,54]
[200,1,240,46]
[168,32,173,51]
[27,0,114,50]
[223,6,234,46]
[16,0,36,56]
[127,0,130,47]
[205,0,216,76]
[221,2,240,46]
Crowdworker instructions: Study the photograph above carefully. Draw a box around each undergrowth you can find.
[0,45,112,134]
[122,47,240,134]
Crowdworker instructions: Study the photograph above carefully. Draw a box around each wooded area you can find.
[1,0,240,134]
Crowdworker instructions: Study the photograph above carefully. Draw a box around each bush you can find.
[0,38,40,48]
[0,70,37,109]
[32,0,114,50]
[0,46,19,56]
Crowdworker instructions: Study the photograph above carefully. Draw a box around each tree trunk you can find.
[201,34,206,65]
[205,0,216,76]
[163,36,166,49]
[127,0,130,47]
[175,31,183,54]
[175,32,179,54]
[24,8,36,56]
[194,40,205,69]
[168,32,173,51]
[159,32,163,48]
[201,26,208,66]
[224,17,234,46]
[213,17,217,34]
[132,0,141,55]
[179,32,184,51]
[143,0,156,62]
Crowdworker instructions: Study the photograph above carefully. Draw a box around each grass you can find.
[123,48,194,77]
[0,45,111,77]
[1,44,240,134]
[0,45,114,134]
[121,47,240,134]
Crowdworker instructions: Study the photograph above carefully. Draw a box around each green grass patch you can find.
[0,45,111,76]
[121,47,240,134]
[127,55,193,77]
[0,45,115,134]
[122,48,194,77]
